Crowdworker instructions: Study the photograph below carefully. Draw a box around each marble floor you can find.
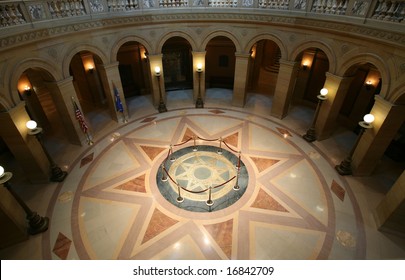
[1,89,405,260]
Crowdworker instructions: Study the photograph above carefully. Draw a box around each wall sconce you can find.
[142,51,148,60]
[24,85,32,96]
[302,62,309,71]
[365,80,372,90]
[87,65,94,74]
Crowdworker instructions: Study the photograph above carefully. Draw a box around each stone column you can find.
[192,51,206,102]
[148,54,165,107]
[315,73,353,140]
[0,102,49,183]
[271,60,299,119]
[98,62,129,122]
[352,96,405,176]
[46,77,83,145]
[374,170,405,238]
[232,53,250,107]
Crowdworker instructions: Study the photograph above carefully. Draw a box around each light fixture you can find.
[302,62,308,71]
[196,63,203,73]
[154,66,161,76]
[24,85,32,96]
[196,62,204,108]
[303,88,328,142]
[335,113,374,175]
[0,165,49,235]
[26,120,41,134]
[87,65,94,74]
[26,120,68,182]
[365,80,372,90]
[362,113,375,126]
[154,66,167,113]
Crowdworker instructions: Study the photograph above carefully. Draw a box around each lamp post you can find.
[335,114,375,175]
[195,63,204,108]
[26,120,68,182]
[154,66,167,113]
[0,166,49,235]
[303,88,328,142]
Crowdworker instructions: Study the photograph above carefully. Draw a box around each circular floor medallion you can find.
[156,145,249,212]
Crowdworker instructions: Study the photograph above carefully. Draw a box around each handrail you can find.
[161,134,241,195]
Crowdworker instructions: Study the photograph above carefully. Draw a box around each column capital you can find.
[52,76,74,87]
[192,51,206,56]
[279,59,299,67]
[100,61,120,70]
[234,52,251,59]
[325,72,353,82]
[374,95,396,110]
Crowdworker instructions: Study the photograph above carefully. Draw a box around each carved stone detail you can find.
[0,12,404,50]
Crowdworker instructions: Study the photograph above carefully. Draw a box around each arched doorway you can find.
[248,39,281,96]
[339,63,381,131]
[69,51,109,132]
[206,36,236,89]
[162,36,193,92]
[117,41,151,98]
[293,48,329,107]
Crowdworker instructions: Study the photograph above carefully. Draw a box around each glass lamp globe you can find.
[0,166,4,178]
[26,120,37,130]
[196,63,203,72]
[154,66,161,75]
[363,114,375,124]
[320,88,328,96]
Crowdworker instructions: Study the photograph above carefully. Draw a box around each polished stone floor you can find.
[1,89,404,260]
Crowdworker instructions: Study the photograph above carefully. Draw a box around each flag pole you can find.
[71,97,93,145]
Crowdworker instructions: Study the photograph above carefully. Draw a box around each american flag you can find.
[72,99,88,133]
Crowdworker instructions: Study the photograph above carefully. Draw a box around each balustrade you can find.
[48,1,86,18]
[159,0,188,8]
[107,0,139,11]
[0,3,25,27]
[372,0,404,22]
[259,0,289,9]
[0,0,403,30]
[311,0,348,15]
[208,0,238,7]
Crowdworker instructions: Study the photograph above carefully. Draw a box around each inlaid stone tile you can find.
[182,128,197,142]
[250,157,279,173]
[142,208,179,244]
[114,174,146,193]
[223,132,239,149]
[331,180,345,201]
[141,117,157,123]
[276,127,292,137]
[140,145,166,161]
[209,109,225,115]
[52,232,72,260]
[251,188,288,212]
[204,219,233,259]
[80,152,94,168]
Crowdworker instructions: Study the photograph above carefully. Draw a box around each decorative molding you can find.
[0,12,404,50]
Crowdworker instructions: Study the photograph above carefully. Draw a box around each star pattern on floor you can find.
[48,109,364,260]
